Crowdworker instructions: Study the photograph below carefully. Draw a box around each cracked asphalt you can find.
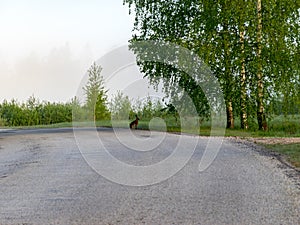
[0,128,299,224]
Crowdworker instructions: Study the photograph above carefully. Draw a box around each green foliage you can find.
[0,117,6,127]
[109,91,133,120]
[83,62,110,121]
[71,97,86,121]
[109,93,177,125]
[140,96,155,119]
[0,97,72,127]
[133,96,165,120]
[124,0,300,130]
[268,115,300,135]
[95,93,111,120]
[1,91,300,139]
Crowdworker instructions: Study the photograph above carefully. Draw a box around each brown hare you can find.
[130,115,139,129]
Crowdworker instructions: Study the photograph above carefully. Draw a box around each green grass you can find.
[0,122,73,129]
[224,114,300,137]
[262,143,300,168]
[136,115,300,137]
[2,115,300,169]
[2,114,300,137]
[0,120,113,130]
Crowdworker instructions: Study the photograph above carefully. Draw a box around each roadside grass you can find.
[136,114,300,137]
[0,120,113,130]
[2,114,299,137]
[261,143,300,168]
[0,122,73,130]
[2,115,300,168]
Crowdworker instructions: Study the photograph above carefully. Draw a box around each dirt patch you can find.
[246,137,300,145]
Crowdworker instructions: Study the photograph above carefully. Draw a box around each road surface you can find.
[0,128,299,224]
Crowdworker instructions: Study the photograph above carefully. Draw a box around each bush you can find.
[269,121,298,134]
[0,98,73,127]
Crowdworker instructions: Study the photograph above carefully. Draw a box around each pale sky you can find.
[0,0,142,103]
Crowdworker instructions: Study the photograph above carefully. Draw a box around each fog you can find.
[0,0,136,103]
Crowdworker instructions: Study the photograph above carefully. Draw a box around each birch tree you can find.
[124,0,300,130]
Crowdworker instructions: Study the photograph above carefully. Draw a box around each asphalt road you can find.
[0,128,299,224]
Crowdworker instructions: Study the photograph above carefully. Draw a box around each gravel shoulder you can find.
[226,136,300,186]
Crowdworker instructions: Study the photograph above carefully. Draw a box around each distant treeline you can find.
[0,96,73,127]
[0,93,299,128]
[0,94,172,127]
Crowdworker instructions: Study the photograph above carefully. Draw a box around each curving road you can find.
[0,128,299,224]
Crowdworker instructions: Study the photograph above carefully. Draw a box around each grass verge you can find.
[262,143,300,168]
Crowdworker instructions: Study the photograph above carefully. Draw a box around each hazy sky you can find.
[0,0,141,102]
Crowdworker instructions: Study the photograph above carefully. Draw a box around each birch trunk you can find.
[256,0,267,130]
[240,27,248,129]
[224,20,234,129]
[226,100,234,129]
